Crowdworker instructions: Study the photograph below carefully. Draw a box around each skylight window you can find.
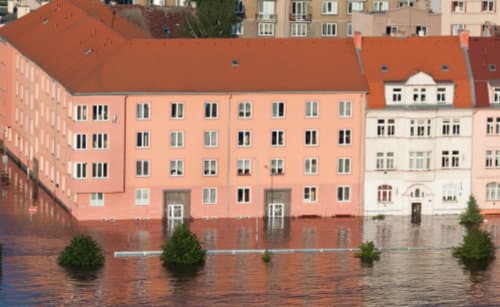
[41,18,48,24]
[441,64,449,72]
[232,59,239,67]
[381,65,388,72]
[489,64,497,72]
[83,48,94,56]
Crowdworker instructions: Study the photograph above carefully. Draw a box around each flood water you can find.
[1,159,500,305]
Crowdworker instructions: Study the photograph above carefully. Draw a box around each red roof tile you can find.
[360,36,472,109]
[468,37,500,107]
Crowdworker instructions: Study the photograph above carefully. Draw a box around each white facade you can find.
[364,72,472,216]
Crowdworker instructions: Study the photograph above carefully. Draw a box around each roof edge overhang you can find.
[71,90,370,96]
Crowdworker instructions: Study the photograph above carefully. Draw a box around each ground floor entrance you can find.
[411,202,422,224]
[163,190,191,228]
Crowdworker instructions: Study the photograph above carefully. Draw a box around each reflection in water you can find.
[3,159,500,304]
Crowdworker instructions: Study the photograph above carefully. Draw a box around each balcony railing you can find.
[256,13,277,21]
[289,13,312,21]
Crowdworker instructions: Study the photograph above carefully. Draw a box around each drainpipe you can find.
[122,95,128,195]
[226,93,232,218]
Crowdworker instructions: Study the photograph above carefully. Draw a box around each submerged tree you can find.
[58,234,105,269]
[355,241,381,264]
[179,0,240,38]
[160,224,206,266]
[453,227,495,271]
[459,195,483,228]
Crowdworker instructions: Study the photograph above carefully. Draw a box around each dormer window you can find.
[392,88,402,102]
[494,88,500,104]
[437,88,446,103]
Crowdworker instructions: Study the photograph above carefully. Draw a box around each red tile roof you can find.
[0,0,367,94]
[468,37,500,108]
[359,36,472,109]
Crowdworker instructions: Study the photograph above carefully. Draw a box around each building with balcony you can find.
[359,32,474,217]
[0,0,368,221]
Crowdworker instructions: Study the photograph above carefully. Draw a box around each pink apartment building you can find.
[0,0,368,221]
[469,37,500,213]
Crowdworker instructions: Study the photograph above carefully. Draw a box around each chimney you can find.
[459,30,469,48]
[354,31,362,50]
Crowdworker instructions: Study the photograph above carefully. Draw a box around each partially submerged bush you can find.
[262,250,272,263]
[160,224,206,266]
[372,214,385,221]
[355,241,381,263]
[58,234,104,268]
[459,195,483,228]
[453,227,495,270]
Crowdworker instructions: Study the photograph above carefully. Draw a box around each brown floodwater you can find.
[1,158,500,306]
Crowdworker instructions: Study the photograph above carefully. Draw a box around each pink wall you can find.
[472,109,500,212]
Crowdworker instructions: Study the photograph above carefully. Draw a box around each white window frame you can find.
[170,160,184,176]
[271,158,285,175]
[493,88,500,104]
[442,184,458,202]
[304,186,318,203]
[271,130,285,147]
[291,22,308,37]
[305,100,319,118]
[305,129,318,146]
[92,133,108,150]
[377,185,392,203]
[451,24,465,35]
[171,102,184,119]
[238,101,252,119]
[136,160,150,177]
[347,23,353,37]
[90,192,104,206]
[203,187,217,205]
[136,102,150,120]
[321,23,337,37]
[204,102,218,119]
[338,129,352,145]
[304,157,318,175]
[482,0,495,12]
[258,22,275,36]
[339,101,352,118]
[92,104,109,121]
[92,162,108,179]
[321,0,338,15]
[348,1,364,14]
[170,130,184,148]
[203,159,217,176]
[135,188,150,205]
[237,159,251,176]
[487,182,500,201]
[237,187,251,204]
[204,130,218,148]
[74,162,87,179]
[237,130,252,147]
[451,1,465,13]
[337,157,351,174]
[272,101,286,118]
[373,0,389,12]
[74,133,87,150]
[409,151,431,171]
[74,105,87,121]
[337,186,351,202]
[136,131,150,148]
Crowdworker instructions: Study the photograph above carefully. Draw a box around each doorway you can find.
[411,202,422,224]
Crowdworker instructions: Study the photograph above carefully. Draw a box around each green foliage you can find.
[453,227,495,270]
[57,234,104,269]
[262,249,272,263]
[160,224,206,266]
[459,195,484,228]
[355,241,381,263]
[372,214,385,221]
[179,0,240,38]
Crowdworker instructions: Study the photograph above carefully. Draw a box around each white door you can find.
[268,203,284,218]
[168,204,184,220]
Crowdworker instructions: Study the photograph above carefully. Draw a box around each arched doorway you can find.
[404,185,432,224]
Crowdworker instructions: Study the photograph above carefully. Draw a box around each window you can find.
[92,133,108,150]
[237,187,251,204]
[238,101,252,118]
[237,159,251,175]
[377,119,395,136]
[451,1,464,12]
[304,186,317,202]
[321,23,337,37]
[238,130,251,147]
[486,150,493,168]
[348,1,364,14]
[92,105,108,121]
[272,101,285,118]
[203,188,217,205]
[386,26,398,36]
[204,102,218,119]
[413,88,426,102]
[271,158,284,175]
[409,152,431,171]
[321,1,337,14]
[377,185,392,203]
[442,119,460,136]
[338,129,351,145]
[482,1,495,12]
[436,88,447,104]
[416,25,427,36]
[291,22,308,37]
[337,186,351,202]
[442,150,460,168]
[399,0,414,7]
[392,88,402,102]
[136,131,150,148]
[92,162,108,179]
[74,105,87,121]
[376,152,395,170]
[452,119,460,135]
[487,117,496,135]
[136,103,150,120]
[347,23,353,37]
[442,119,450,135]
[306,100,319,118]
[135,188,150,205]
[451,24,465,35]
[90,193,104,206]
[171,102,184,119]
[291,1,308,18]
[271,130,285,147]
[305,130,318,146]
[339,101,351,118]
[304,157,318,175]
[442,184,458,202]
[204,130,218,148]
[494,88,500,103]
[410,119,431,137]
[74,162,87,179]
[373,0,389,11]
[170,131,184,148]
[136,160,150,177]
[170,160,184,176]
[232,22,244,36]
[487,182,500,201]
[203,159,217,176]
[258,23,275,36]
[337,157,351,174]
[74,134,87,150]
